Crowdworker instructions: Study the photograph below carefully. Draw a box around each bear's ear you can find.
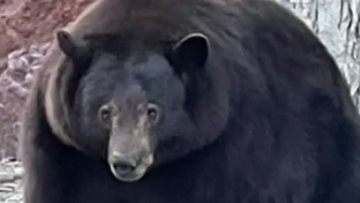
[57,30,94,64]
[57,30,78,58]
[170,33,210,75]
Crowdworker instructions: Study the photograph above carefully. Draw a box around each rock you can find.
[0,160,24,202]
[0,172,13,184]
[0,43,51,160]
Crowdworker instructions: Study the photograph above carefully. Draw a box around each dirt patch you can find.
[0,0,95,58]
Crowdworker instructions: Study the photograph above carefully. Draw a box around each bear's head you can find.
[55,30,228,182]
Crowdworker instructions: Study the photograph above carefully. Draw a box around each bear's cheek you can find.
[75,117,110,158]
[151,112,198,165]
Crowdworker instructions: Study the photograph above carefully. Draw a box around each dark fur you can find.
[20,0,360,202]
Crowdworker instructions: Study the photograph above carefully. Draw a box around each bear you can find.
[20,0,360,202]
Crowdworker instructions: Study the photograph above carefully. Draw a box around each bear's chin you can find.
[110,165,148,182]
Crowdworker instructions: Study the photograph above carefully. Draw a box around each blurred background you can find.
[0,0,359,202]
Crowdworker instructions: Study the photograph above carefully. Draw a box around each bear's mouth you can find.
[108,154,154,182]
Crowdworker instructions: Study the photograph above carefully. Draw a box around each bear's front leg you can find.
[21,112,83,203]
[23,136,83,203]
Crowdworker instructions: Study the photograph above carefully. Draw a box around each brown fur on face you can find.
[105,99,155,182]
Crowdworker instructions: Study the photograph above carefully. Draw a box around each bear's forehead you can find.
[125,54,173,78]
[128,55,182,92]
[112,86,147,113]
[113,54,184,106]
[114,82,145,101]
[90,51,184,107]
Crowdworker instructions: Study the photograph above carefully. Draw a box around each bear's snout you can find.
[107,132,154,182]
[108,150,154,182]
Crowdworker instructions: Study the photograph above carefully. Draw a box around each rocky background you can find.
[0,0,94,202]
[0,0,359,202]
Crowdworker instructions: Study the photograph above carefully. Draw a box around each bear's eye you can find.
[99,105,112,125]
[147,103,159,123]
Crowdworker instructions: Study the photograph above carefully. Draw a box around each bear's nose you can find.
[110,153,137,174]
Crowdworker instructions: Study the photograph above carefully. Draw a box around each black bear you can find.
[20,0,360,202]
